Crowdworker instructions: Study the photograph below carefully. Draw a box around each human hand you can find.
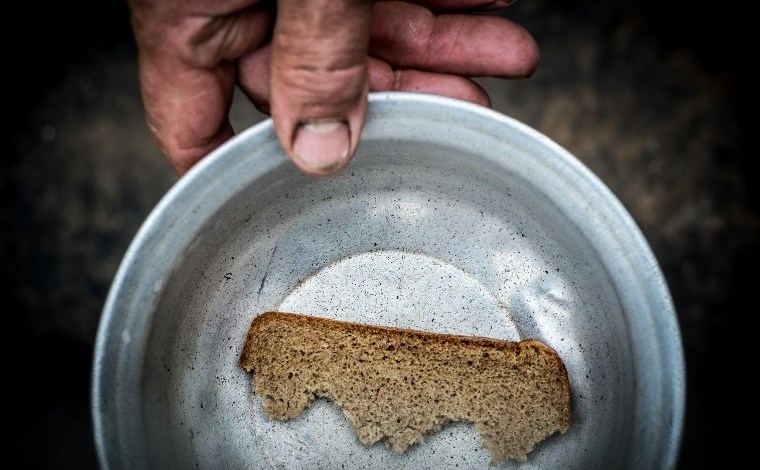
[128,0,538,177]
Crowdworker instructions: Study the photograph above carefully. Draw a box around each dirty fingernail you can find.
[293,120,350,173]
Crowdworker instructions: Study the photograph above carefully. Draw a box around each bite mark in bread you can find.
[239,311,571,464]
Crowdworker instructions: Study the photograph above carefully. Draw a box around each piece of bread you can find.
[239,311,571,465]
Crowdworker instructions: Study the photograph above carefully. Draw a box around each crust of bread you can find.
[240,311,571,464]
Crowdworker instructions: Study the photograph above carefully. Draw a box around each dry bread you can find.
[239,311,572,464]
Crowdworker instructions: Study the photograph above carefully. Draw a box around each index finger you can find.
[130,0,273,175]
[369,1,538,78]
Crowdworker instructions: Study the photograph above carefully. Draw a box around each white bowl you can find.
[92,92,685,469]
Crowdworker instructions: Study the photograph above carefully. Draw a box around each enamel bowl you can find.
[92,92,685,469]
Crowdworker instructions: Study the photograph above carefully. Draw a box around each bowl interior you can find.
[93,92,684,469]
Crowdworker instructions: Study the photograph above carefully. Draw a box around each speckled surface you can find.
[5,1,756,468]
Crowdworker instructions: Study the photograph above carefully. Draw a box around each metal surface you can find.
[92,92,685,469]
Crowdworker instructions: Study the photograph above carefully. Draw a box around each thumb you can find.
[270,0,374,175]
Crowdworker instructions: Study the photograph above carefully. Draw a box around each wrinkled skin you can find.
[128,0,539,176]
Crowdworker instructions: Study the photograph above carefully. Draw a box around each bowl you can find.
[92,92,685,469]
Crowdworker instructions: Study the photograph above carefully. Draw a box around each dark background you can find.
[5,0,755,468]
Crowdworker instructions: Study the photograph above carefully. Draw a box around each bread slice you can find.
[239,311,571,464]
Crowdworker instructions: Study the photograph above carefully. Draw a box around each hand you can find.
[128,0,538,177]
